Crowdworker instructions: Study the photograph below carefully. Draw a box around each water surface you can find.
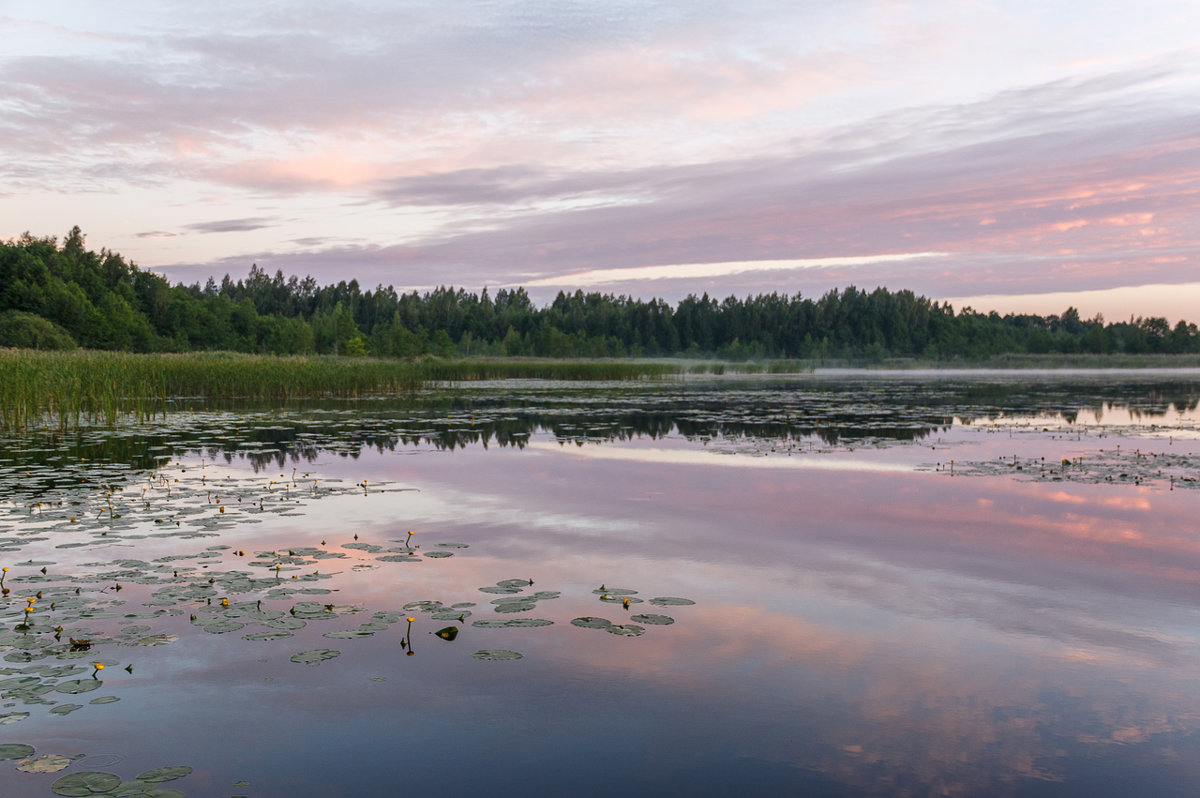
[3,372,1200,796]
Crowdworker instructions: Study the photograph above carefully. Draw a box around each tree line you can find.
[2,227,1198,359]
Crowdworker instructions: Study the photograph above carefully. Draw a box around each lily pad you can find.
[606,624,646,637]
[17,753,75,772]
[649,596,695,606]
[472,618,553,628]
[51,771,121,796]
[570,617,613,630]
[55,679,103,694]
[472,649,523,660]
[244,631,294,641]
[0,743,35,759]
[290,648,341,666]
[630,613,675,625]
[136,765,193,783]
[322,629,375,639]
[434,626,459,641]
[50,703,84,716]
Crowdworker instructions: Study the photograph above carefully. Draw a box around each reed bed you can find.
[0,350,681,430]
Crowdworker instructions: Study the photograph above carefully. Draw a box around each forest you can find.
[2,227,1198,360]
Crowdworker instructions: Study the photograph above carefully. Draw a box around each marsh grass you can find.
[0,350,681,430]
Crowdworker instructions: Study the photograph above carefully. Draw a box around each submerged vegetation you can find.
[4,228,1200,362]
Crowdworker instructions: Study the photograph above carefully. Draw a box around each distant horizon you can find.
[4,2,1198,326]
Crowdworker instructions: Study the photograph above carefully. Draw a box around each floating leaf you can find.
[136,765,193,783]
[606,624,646,637]
[135,634,179,646]
[473,649,523,660]
[472,618,553,629]
[55,679,103,694]
[51,771,121,796]
[290,648,341,666]
[17,753,74,773]
[423,551,453,559]
[649,597,695,606]
[434,626,459,641]
[244,631,294,641]
[0,743,35,760]
[322,629,375,639]
[630,613,675,625]
[377,554,421,563]
[493,600,536,614]
[570,617,613,630]
[50,704,84,716]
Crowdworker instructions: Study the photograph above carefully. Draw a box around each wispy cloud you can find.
[4,2,1200,315]
[184,217,277,234]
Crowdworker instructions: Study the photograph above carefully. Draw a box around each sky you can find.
[2,0,1199,322]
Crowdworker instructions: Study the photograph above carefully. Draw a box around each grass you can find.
[6,348,1198,431]
[0,350,682,431]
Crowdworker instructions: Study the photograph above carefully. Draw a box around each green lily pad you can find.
[200,619,245,634]
[136,765,193,783]
[472,649,523,660]
[493,600,536,614]
[570,616,613,629]
[630,613,675,625]
[423,551,453,559]
[90,696,120,704]
[51,771,121,796]
[472,618,553,628]
[434,626,459,641]
[244,631,294,641]
[110,782,185,797]
[322,629,375,639]
[55,679,103,694]
[290,648,341,666]
[0,743,35,759]
[50,703,84,716]
[431,609,472,621]
[0,712,30,725]
[606,624,646,637]
[649,597,695,606]
[435,543,469,548]
[593,587,637,596]
[377,554,421,563]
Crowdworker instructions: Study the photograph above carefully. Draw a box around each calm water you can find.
[3,371,1200,797]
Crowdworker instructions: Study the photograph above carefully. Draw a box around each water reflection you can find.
[4,374,1200,796]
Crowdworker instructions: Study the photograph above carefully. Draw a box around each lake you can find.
[3,370,1200,797]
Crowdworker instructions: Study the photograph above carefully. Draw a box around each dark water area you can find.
[3,371,1200,796]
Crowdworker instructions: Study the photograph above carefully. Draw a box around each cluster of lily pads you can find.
[0,744,192,797]
[1,531,697,719]
[930,435,1200,490]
